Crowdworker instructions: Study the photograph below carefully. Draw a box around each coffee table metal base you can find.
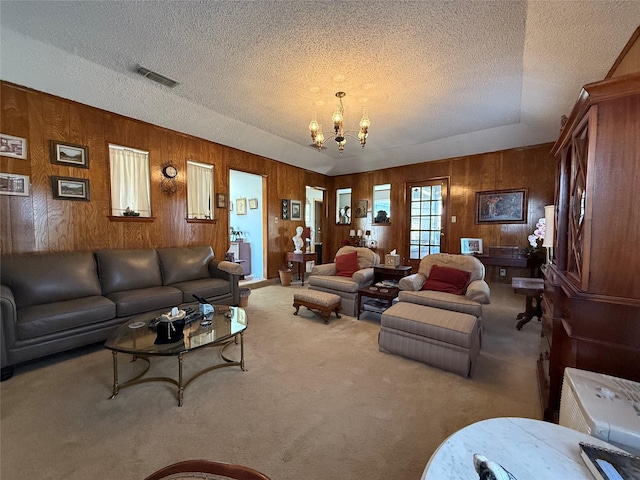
[109,333,245,406]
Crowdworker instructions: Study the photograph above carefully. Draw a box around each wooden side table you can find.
[373,265,412,284]
[512,277,544,330]
[285,252,316,286]
[357,285,399,319]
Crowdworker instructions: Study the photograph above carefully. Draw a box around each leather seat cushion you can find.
[157,246,214,285]
[96,249,163,295]
[170,278,230,303]
[106,286,183,317]
[17,296,116,340]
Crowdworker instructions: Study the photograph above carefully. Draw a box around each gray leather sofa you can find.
[0,246,243,379]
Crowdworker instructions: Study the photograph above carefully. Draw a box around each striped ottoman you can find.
[293,290,341,324]
[379,302,480,377]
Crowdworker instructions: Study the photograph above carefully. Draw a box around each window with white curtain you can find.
[187,160,214,219]
[109,144,151,217]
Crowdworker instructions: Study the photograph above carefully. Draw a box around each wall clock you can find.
[160,162,178,194]
[162,164,178,179]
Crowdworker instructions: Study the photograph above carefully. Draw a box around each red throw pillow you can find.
[421,264,471,295]
[335,251,359,277]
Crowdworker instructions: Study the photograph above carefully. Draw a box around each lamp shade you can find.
[542,205,555,247]
[349,229,356,237]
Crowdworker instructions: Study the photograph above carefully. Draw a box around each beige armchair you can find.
[398,253,490,333]
[308,246,380,316]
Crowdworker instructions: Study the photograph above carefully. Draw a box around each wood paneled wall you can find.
[0,82,327,280]
[1,81,555,281]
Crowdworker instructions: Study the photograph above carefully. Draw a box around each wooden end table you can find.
[512,277,544,330]
[357,285,399,319]
[286,251,316,286]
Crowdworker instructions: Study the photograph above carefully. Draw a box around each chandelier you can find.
[308,92,370,153]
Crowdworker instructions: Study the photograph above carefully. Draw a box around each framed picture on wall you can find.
[0,172,30,196]
[354,199,368,218]
[236,197,247,215]
[216,193,227,208]
[475,188,528,224]
[51,176,90,201]
[461,238,483,255]
[50,141,89,168]
[249,198,258,209]
[281,199,289,219]
[290,199,302,220]
[0,133,27,159]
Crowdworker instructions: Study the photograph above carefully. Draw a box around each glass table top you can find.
[105,305,247,356]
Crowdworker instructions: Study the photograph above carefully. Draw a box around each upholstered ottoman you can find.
[293,290,341,324]
[378,302,480,377]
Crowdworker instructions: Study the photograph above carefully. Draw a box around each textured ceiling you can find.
[1,1,638,176]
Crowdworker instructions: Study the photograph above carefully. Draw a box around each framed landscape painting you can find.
[475,188,527,224]
[0,172,30,196]
[50,141,89,168]
[51,176,90,201]
[290,199,302,220]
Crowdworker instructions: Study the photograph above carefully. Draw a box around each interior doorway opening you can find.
[229,170,265,284]
[306,186,324,264]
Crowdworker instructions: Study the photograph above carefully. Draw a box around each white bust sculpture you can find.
[292,226,305,253]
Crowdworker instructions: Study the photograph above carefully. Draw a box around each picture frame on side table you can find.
[0,133,27,159]
[461,238,483,255]
[236,198,247,215]
[0,172,30,196]
[50,141,89,168]
[51,176,90,201]
[290,199,302,220]
[475,188,527,224]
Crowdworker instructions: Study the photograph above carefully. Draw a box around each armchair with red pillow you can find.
[308,246,380,316]
[398,253,490,329]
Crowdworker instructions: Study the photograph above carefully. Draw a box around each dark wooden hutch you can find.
[538,71,640,422]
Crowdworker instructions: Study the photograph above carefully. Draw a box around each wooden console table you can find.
[476,254,543,278]
[512,277,544,330]
[286,252,316,286]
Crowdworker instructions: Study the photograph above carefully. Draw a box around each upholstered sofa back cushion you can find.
[96,249,163,295]
[335,246,380,269]
[1,252,102,309]
[418,253,485,283]
[157,246,215,285]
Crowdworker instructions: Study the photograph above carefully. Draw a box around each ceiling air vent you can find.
[136,66,179,88]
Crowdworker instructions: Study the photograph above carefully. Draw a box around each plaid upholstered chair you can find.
[307,246,380,316]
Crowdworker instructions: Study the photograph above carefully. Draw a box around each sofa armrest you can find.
[352,267,374,286]
[1,285,17,368]
[215,260,244,277]
[399,273,425,291]
[310,263,337,276]
[465,279,491,304]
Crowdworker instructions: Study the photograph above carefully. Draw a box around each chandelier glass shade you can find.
[309,92,370,153]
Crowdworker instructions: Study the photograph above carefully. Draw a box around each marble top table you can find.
[421,417,626,479]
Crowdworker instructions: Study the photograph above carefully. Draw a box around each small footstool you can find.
[293,290,341,324]
[378,302,480,377]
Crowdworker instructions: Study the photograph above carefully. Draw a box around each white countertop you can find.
[421,417,626,479]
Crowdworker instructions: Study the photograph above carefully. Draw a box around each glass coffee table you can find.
[105,305,247,406]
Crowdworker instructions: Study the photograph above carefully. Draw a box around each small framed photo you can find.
[0,133,27,159]
[236,197,247,215]
[0,172,30,196]
[216,193,227,209]
[290,199,302,220]
[354,199,368,218]
[51,176,90,201]
[249,198,258,209]
[461,238,483,255]
[281,199,289,220]
[476,188,528,224]
[50,141,89,168]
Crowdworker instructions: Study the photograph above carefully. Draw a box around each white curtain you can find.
[187,161,213,219]
[109,146,151,217]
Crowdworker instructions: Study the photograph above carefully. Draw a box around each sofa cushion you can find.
[17,296,116,340]
[171,278,231,303]
[1,252,102,309]
[157,246,215,285]
[335,246,380,269]
[422,265,471,295]
[335,251,359,277]
[308,275,362,294]
[106,286,183,317]
[96,249,163,295]
[417,253,485,283]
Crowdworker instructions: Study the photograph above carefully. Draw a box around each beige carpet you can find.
[0,282,542,480]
